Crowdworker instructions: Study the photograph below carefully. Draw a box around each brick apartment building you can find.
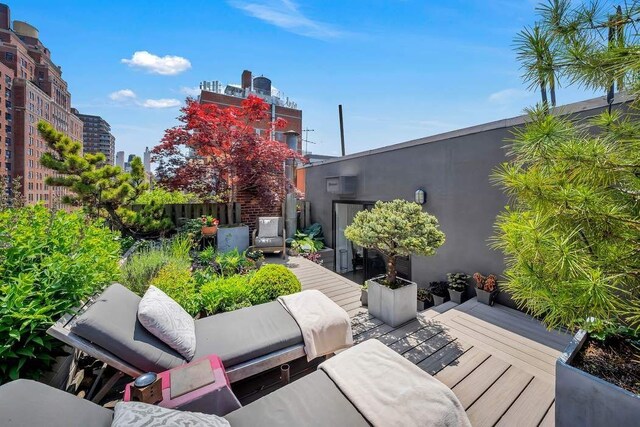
[0,4,82,207]
[72,109,115,165]
[198,70,304,229]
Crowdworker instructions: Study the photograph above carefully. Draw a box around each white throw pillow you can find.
[138,286,196,361]
[258,217,280,237]
[112,402,230,427]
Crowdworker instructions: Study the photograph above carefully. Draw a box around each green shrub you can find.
[135,188,201,205]
[200,274,255,314]
[0,205,120,383]
[248,264,301,305]
[215,248,252,276]
[150,259,199,316]
[121,245,173,295]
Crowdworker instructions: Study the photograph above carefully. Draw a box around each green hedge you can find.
[200,274,254,314]
[0,205,120,384]
[248,264,301,305]
[150,259,199,316]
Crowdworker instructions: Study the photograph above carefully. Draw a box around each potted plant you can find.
[345,200,445,327]
[245,248,265,268]
[472,273,498,306]
[200,215,219,236]
[360,283,368,306]
[447,273,469,304]
[428,281,449,306]
[417,288,433,311]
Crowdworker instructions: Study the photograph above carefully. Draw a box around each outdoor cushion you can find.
[72,283,186,373]
[0,379,113,427]
[138,285,196,360]
[112,401,229,427]
[224,370,369,426]
[254,236,284,247]
[194,300,303,367]
[257,217,280,237]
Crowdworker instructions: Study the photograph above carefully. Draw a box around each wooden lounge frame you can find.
[47,298,307,389]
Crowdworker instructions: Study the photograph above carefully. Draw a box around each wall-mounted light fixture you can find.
[415,189,427,205]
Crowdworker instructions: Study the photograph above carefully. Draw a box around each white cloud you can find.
[121,51,192,75]
[179,86,201,97]
[228,0,344,40]
[109,89,137,101]
[141,98,182,109]
[488,88,530,104]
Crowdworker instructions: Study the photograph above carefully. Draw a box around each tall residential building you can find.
[199,70,302,149]
[143,146,151,173]
[0,4,82,207]
[115,150,124,169]
[73,109,115,165]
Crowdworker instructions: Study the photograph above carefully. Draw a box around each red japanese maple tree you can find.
[153,95,304,219]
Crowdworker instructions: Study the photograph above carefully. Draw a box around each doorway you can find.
[333,201,411,285]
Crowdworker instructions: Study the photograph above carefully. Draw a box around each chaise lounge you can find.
[0,340,470,427]
[48,283,351,389]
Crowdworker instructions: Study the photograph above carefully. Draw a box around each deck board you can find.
[271,256,570,426]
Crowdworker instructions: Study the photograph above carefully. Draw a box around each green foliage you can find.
[417,288,433,302]
[248,264,301,305]
[493,107,640,337]
[200,274,255,314]
[287,223,325,253]
[150,259,199,316]
[428,281,449,298]
[447,273,470,292]
[215,249,252,276]
[0,205,120,383]
[38,121,171,237]
[135,188,201,205]
[345,200,445,284]
[199,247,217,265]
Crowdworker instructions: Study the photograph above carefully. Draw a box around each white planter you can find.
[217,225,250,253]
[367,276,417,327]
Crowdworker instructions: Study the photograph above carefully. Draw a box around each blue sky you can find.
[13,0,597,158]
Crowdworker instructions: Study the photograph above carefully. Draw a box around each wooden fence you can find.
[297,200,311,230]
[132,203,241,227]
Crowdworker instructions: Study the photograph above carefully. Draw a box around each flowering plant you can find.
[201,216,220,227]
[473,273,498,292]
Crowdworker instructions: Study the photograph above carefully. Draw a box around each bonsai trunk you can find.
[386,255,397,284]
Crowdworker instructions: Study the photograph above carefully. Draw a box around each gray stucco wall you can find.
[304,96,626,309]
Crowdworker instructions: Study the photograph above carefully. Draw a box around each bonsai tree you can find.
[344,199,445,286]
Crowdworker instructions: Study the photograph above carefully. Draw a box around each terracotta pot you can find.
[201,225,218,236]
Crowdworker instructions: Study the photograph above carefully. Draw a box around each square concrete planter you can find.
[432,294,449,306]
[476,288,498,306]
[448,289,465,304]
[367,276,417,327]
[556,329,640,427]
[217,225,250,253]
[417,299,433,311]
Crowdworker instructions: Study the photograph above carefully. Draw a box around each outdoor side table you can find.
[124,354,241,416]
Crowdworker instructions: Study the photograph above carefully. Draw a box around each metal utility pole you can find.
[338,105,346,156]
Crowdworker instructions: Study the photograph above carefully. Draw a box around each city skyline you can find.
[9,1,600,160]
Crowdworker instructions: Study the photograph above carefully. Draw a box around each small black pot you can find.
[476,288,498,306]
[432,294,449,306]
[448,289,465,304]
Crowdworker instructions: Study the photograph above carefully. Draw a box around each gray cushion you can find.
[194,301,303,367]
[113,402,229,427]
[258,217,281,238]
[225,370,369,426]
[0,379,113,427]
[254,236,284,247]
[71,283,186,373]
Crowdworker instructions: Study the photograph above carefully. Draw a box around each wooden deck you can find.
[279,257,571,427]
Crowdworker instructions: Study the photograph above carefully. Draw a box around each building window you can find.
[5,52,13,60]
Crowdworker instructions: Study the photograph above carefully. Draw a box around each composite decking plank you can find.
[376,319,426,346]
[354,323,395,343]
[496,377,555,427]
[388,324,443,354]
[451,355,510,409]
[466,366,533,427]
[417,339,473,375]
[433,346,491,388]
[403,331,456,364]
[538,402,555,427]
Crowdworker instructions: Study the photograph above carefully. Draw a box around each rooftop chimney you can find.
[0,4,10,30]
[241,70,252,90]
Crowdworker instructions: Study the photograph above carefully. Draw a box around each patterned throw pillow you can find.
[138,286,196,360]
[112,402,230,427]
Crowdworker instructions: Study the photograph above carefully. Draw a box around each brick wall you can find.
[236,190,283,235]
